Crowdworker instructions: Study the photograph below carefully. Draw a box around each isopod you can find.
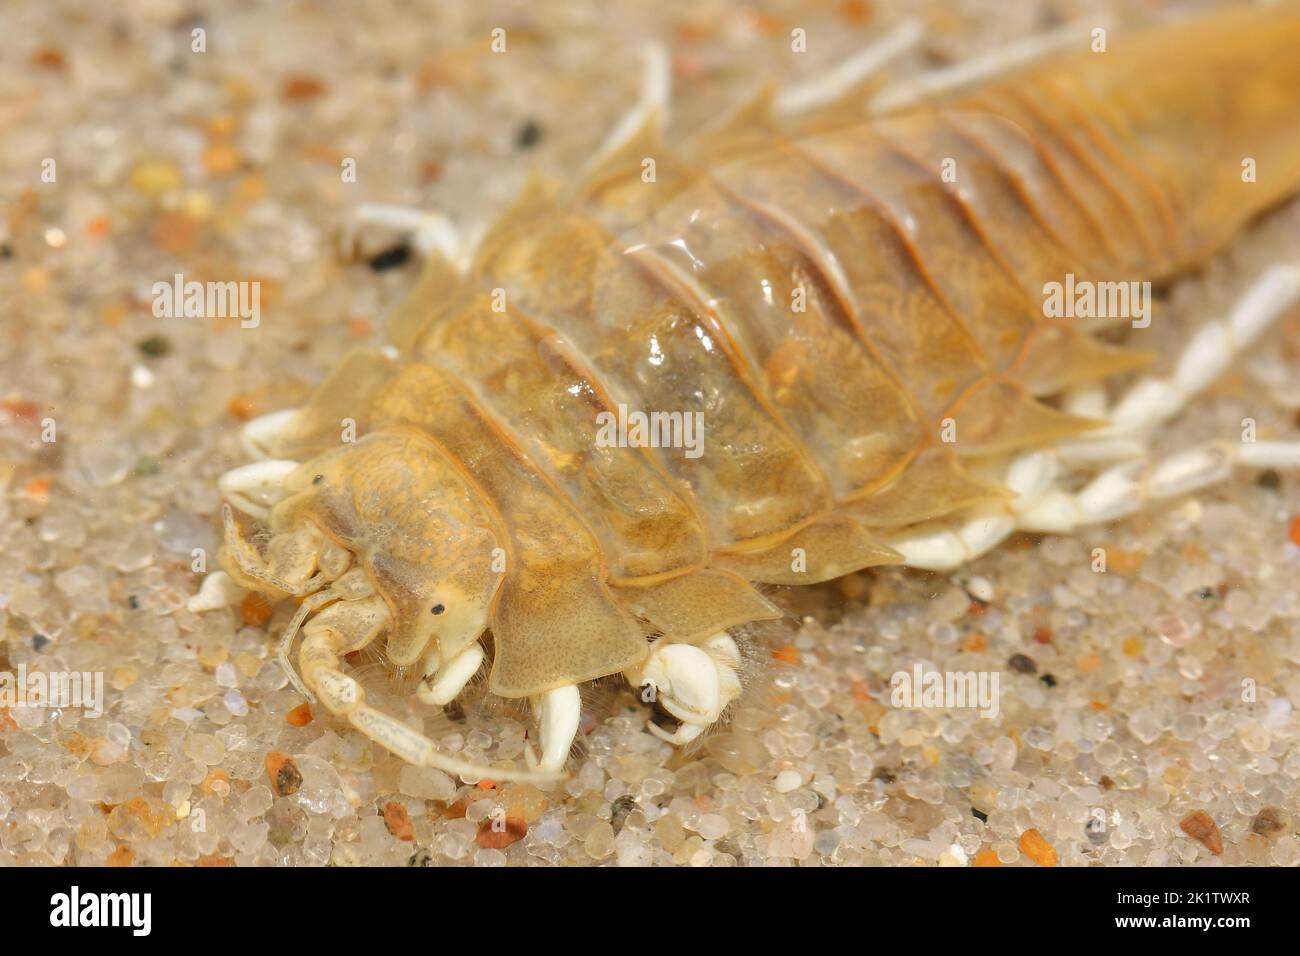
[196,5,1300,782]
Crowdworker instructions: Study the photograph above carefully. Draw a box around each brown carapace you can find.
[216,5,1300,774]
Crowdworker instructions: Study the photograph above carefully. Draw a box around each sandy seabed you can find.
[4,0,1300,867]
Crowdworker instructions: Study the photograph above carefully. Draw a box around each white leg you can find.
[341,202,466,266]
[772,19,922,117]
[1044,262,1300,522]
[526,685,581,774]
[304,640,560,783]
[1060,383,1108,419]
[186,570,246,613]
[1236,440,1300,469]
[1053,434,1148,466]
[349,704,561,783]
[625,634,742,746]
[241,409,299,460]
[1017,439,1300,532]
[275,567,376,703]
[276,590,335,702]
[219,459,300,521]
[297,593,560,784]
[581,42,670,177]
[888,431,1300,568]
[701,632,741,670]
[869,19,1099,113]
[701,633,742,722]
[1080,264,1300,441]
[417,642,485,706]
[220,503,326,597]
[885,507,1017,572]
[883,450,1053,571]
[1054,266,1300,465]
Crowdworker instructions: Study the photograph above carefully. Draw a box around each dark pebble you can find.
[1039,673,1058,688]
[1256,468,1281,491]
[137,335,171,357]
[367,243,411,272]
[516,119,542,149]
[714,836,740,858]
[31,634,50,652]
[1008,653,1037,674]
[610,794,637,834]
[971,807,988,823]
[408,847,435,866]
[273,759,303,797]
[1251,806,1288,838]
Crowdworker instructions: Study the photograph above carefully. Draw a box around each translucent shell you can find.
[266,5,1300,696]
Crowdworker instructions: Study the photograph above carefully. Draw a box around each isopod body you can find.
[211,6,1300,778]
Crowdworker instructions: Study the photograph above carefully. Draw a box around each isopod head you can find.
[224,427,504,669]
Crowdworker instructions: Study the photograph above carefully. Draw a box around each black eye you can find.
[312,474,324,485]
[431,603,445,615]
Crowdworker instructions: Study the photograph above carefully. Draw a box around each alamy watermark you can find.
[890,663,1000,719]
[50,886,151,936]
[0,666,104,717]
[1043,273,1151,328]
[595,404,704,459]
[152,273,260,328]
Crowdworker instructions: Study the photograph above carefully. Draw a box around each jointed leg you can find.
[340,203,466,265]
[187,570,245,613]
[869,19,1098,113]
[526,685,582,774]
[220,460,300,521]
[275,566,374,702]
[882,450,1053,571]
[220,504,326,597]
[417,642,486,706]
[888,262,1300,569]
[581,42,670,176]
[773,18,922,117]
[1057,262,1300,464]
[1017,439,1300,532]
[240,409,300,460]
[886,433,1300,569]
[624,633,743,746]
[300,609,561,783]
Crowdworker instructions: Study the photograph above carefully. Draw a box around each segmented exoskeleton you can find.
[205,6,1300,780]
